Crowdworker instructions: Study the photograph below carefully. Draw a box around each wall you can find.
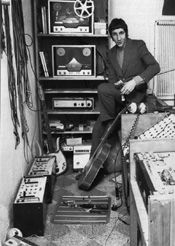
[109,0,175,97]
[0,0,40,242]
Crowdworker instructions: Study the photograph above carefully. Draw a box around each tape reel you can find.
[53,2,62,11]
[57,47,66,56]
[74,0,94,18]
[6,228,23,240]
[56,47,92,64]
[4,239,18,246]
[82,47,91,56]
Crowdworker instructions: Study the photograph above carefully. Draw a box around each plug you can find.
[115,185,120,199]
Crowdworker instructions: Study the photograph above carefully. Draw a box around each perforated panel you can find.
[138,114,175,139]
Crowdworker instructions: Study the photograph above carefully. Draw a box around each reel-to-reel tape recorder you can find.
[52,44,96,76]
[48,0,94,34]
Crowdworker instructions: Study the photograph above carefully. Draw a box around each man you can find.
[90,18,160,157]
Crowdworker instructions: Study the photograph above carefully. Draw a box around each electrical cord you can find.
[11,0,31,153]
[2,0,40,164]
[111,108,140,214]
[3,4,20,148]
[104,210,130,246]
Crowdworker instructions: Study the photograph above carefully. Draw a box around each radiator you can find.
[154,20,175,100]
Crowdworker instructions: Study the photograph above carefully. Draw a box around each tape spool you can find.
[6,228,23,240]
[53,3,62,12]
[3,239,18,246]
[57,47,66,56]
[82,47,91,56]
[74,0,94,18]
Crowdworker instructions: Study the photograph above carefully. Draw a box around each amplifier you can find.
[13,176,47,237]
[73,144,91,170]
[52,97,94,110]
[28,156,56,203]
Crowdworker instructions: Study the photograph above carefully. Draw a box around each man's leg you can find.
[90,83,124,157]
[98,83,124,121]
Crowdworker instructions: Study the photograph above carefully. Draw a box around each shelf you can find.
[39,76,108,81]
[45,88,98,94]
[47,109,100,115]
[48,128,92,135]
[38,33,108,38]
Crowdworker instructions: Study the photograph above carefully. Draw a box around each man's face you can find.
[111,28,126,48]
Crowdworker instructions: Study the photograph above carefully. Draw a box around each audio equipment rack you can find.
[32,0,110,148]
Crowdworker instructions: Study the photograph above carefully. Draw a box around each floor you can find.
[26,157,130,246]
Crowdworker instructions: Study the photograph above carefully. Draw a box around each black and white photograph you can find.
[1,0,175,245]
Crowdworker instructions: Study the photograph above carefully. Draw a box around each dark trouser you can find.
[98,83,124,122]
[90,83,125,157]
[90,82,146,157]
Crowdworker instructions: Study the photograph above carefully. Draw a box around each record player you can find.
[48,0,94,34]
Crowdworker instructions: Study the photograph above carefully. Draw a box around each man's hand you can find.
[121,79,136,95]
[114,80,124,89]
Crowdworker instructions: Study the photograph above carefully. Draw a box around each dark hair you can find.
[109,18,128,38]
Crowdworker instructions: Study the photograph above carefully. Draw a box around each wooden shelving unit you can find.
[32,0,109,144]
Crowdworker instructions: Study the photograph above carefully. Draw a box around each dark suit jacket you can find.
[107,38,160,103]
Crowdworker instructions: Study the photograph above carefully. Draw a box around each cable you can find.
[25,43,41,112]
[1,16,6,55]
[11,0,31,153]
[104,209,130,246]
[158,68,175,75]
[111,110,140,214]
[2,0,40,164]
[3,4,20,148]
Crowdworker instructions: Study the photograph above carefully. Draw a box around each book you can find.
[41,6,48,34]
[39,51,49,77]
